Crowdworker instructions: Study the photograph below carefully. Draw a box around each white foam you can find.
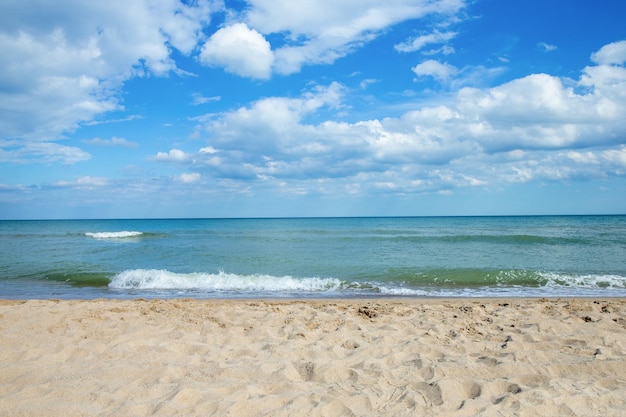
[540,272,626,288]
[376,286,430,296]
[86,231,143,239]
[109,269,346,292]
[107,269,626,296]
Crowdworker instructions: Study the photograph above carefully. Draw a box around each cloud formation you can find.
[194,0,466,78]
[200,23,273,79]
[82,137,138,148]
[1,0,463,164]
[164,41,626,197]
[395,31,457,53]
[0,0,217,158]
[591,40,626,65]
[412,60,458,81]
[538,42,557,52]
[1,1,625,218]
[0,140,91,164]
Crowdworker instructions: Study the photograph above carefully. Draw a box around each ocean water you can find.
[1,216,625,299]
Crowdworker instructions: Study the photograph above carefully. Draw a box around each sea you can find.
[1,216,625,299]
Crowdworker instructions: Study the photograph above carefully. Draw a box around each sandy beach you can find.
[1,298,625,416]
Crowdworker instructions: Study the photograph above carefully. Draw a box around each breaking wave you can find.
[106,268,626,297]
[109,269,348,293]
[85,231,144,239]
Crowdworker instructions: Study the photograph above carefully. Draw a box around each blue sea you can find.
[1,216,625,299]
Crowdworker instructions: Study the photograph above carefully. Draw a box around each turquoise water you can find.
[1,216,625,299]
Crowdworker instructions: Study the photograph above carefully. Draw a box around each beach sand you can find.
[1,298,625,416]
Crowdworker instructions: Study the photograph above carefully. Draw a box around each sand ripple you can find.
[1,298,625,416]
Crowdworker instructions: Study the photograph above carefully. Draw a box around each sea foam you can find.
[109,269,346,293]
[540,272,626,288]
[85,231,143,239]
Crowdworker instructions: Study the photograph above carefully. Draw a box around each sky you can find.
[1,0,625,219]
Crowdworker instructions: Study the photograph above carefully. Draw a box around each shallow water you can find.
[1,216,625,299]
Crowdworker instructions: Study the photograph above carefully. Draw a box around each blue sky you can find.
[1,0,625,219]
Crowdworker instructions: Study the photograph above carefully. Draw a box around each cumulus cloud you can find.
[2,0,467,160]
[412,60,458,81]
[177,40,626,195]
[199,23,274,79]
[155,149,192,162]
[0,0,218,162]
[591,40,626,65]
[200,83,345,163]
[243,0,466,75]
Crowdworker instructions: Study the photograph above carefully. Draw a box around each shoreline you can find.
[2,297,625,416]
[3,293,626,301]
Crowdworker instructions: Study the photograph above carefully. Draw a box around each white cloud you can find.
[55,176,109,189]
[422,45,455,56]
[204,82,344,154]
[199,23,274,79]
[538,42,557,52]
[0,183,26,191]
[412,60,458,81]
[180,41,626,195]
[591,40,626,65]
[84,115,143,126]
[359,78,379,89]
[0,0,218,158]
[0,140,91,164]
[155,149,192,162]
[176,173,202,183]
[567,151,598,164]
[1,0,467,155]
[0,28,121,140]
[395,31,457,53]
[244,0,466,75]
[200,146,219,154]
[246,0,463,36]
[82,136,138,148]
[602,146,626,167]
[191,93,221,105]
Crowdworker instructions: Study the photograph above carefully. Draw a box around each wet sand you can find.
[1,298,625,416]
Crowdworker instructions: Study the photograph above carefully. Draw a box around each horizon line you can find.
[2,213,625,221]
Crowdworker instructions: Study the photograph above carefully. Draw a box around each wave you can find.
[401,269,626,288]
[107,268,626,296]
[45,272,111,287]
[540,272,626,289]
[439,234,589,245]
[109,269,350,293]
[85,231,144,239]
[373,234,591,245]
